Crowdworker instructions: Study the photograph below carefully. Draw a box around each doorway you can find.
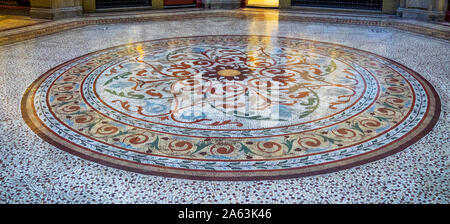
[96,0,151,9]
[164,0,196,7]
[0,0,30,16]
[245,0,279,8]
[0,0,29,7]
[291,0,383,11]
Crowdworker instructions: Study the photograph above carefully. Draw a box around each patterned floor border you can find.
[0,9,449,47]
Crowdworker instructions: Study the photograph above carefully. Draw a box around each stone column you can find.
[82,0,95,12]
[397,0,447,21]
[30,0,83,19]
[152,0,164,9]
[397,0,406,16]
[382,0,400,14]
[279,0,290,9]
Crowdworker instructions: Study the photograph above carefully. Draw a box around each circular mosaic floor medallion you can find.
[22,35,441,180]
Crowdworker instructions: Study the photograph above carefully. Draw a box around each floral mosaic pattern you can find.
[22,35,440,180]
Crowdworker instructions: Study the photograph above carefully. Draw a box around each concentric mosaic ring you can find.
[22,35,441,180]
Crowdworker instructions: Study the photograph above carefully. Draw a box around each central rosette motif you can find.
[217,69,241,77]
[94,44,366,133]
[203,65,250,81]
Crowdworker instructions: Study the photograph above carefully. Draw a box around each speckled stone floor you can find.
[0,9,449,203]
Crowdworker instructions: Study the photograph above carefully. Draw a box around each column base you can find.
[30,6,82,20]
[398,7,446,21]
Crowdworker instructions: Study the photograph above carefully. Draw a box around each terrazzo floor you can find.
[0,9,449,203]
